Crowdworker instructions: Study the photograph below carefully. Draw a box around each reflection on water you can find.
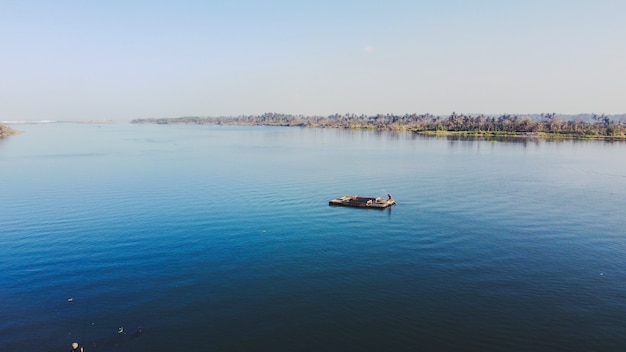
[445,135,542,145]
[439,133,626,145]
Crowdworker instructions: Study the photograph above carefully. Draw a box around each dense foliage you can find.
[132,113,626,138]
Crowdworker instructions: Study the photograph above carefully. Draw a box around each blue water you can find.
[1,123,626,351]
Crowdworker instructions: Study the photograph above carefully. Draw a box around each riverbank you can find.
[0,123,20,138]
[131,113,626,140]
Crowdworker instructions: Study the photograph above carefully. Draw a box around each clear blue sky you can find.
[1,0,625,120]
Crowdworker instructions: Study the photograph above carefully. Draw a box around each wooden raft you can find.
[328,195,396,209]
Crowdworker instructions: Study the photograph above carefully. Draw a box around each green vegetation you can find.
[132,112,626,140]
[0,123,20,138]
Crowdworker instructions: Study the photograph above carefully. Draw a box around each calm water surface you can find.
[1,123,626,351]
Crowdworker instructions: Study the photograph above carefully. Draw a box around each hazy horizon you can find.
[2,1,625,121]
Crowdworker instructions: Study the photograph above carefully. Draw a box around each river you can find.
[1,123,625,351]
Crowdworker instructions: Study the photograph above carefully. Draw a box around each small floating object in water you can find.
[118,327,124,334]
[67,298,74,302]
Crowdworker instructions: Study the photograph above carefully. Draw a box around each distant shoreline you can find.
[0,123,21,138]
[131,113,626,140]
[3,114,624,140]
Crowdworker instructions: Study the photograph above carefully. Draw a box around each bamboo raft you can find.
[328,195,396,209]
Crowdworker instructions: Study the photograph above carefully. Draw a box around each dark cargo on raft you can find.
[328,195,396,209]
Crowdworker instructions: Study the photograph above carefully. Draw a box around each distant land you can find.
[3,113,625,139]
[132,112,626,139]
[0,123,20,138]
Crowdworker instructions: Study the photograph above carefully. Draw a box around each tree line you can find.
[131,112,626,138]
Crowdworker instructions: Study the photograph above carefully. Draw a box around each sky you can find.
[1,0,625,121]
